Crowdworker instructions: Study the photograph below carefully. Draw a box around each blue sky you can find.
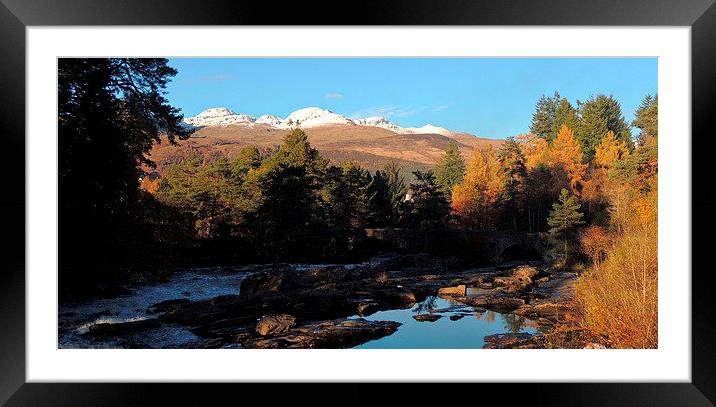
[165,58,657,139]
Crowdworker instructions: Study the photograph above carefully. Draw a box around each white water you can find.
[58,267,255,348]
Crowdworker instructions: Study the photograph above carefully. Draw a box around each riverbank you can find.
[60,254,590,349]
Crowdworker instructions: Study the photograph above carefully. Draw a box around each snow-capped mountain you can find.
[402,124,453,137]
[284,107,355,127]
[255,114,287,128]
[183,107,256,127]
[353,116,403,133]
[183,106,458,136]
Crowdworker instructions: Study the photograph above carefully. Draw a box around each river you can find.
[59,265,539,349]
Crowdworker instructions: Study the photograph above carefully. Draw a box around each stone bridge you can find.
[363,228,550,265]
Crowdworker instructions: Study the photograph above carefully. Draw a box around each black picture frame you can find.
[1,0,714,404]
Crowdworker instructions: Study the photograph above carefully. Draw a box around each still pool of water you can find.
[354,296,539,349]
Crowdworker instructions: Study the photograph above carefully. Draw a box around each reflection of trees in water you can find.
[500,313,528,333]
[413,296,438,313]
[474,311,527,333]
[480,311,496,323]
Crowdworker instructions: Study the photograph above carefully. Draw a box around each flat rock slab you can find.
[452,294,526,312]
[412,314,442,322]
[437,285,466,296]
[241,318,401,349]
[483,333,540,349]
[85,318,160,338]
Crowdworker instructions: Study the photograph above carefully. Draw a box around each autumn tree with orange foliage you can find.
[574,139,658,348]
[579,225,610,269]
[580,131,631,225]
[451,145,504,230]
[548,125,587,196]
[594,131,630,168]
[516,133,549,170]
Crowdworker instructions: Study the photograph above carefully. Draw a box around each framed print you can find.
[2,0,715,404]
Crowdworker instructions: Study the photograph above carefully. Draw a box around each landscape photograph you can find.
[58,57,658,349]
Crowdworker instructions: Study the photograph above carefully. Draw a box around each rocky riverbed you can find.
[61,255,580,349]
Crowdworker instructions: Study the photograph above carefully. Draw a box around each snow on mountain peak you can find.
[196,107,237,118]
[255,114,287,128]
[284,107,355,127]
[353,116,402,132]
[184,107,256,127]
[183,106,457,135]
[403,124,453,136]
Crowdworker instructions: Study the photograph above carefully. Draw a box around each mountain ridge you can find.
[183,106,460,137]
[151,119,503,176]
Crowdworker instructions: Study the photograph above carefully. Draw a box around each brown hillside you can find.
[148,124,503,174]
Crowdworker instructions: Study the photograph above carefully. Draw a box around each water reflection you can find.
[354,295,539,349]
[413,296,439,314]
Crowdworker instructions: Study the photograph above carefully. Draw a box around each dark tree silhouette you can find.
[59,58,190,295]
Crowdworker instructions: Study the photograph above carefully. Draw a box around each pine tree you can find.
[58,58,191,284]
[435,140,466,197]
[324,162,371,255]
[497,137,527,230]
[576,95,632,159]
[384,160,408,225]
[406,170,450,250]
[548,188,585,260]
[530,92,560,141]
[366,171,391,227]
[256,163,322,268]
[271,127,329,179]
[406,170,450,229]
[551,98,578,140]
[231,145,262,179]
[632,94,658,145]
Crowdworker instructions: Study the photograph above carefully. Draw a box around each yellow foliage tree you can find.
[516,133,549,170]
[575,144,658,348]
[594,131,630,168]
[451,145,504,229]
[548,125,587,196]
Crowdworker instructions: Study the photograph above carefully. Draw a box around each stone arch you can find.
[497,243,545,263]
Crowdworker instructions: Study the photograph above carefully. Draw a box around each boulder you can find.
[493,277,529,293]
[149,298,190,313]
[356,302,381,317]
[256,314,296,336]
[449,314,465,321]
[240,272,285,297]
[438,285,466,296]
[373,286,416,305]
[510,265,540,281]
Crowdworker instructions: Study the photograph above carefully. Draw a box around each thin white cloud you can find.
[350,106,418,119]
[433,105,449,112]
[324,92,344,99]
